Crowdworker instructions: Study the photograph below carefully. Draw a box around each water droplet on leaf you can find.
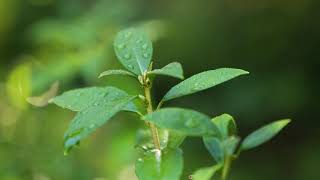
[143,53,148,58]
[142,44,148,49]
[124,53,131,59]
[185,119,198,128]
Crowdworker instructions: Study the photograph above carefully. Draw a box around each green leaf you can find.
[212,114,237,140]
[167,131,186,148]
[142,108,220,137]
[223,136,240,156]
[98,69,136,78]
[191,164,222,180]
[241,119,291,150]
[135,148,183,180]
[114,28,153,75]
[148,62,184,79]
[162,68,249,102]
[203,137,224,163]
[50,86,137,113]
[64,95,137,154]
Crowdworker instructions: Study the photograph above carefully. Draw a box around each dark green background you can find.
[0,0,319,179]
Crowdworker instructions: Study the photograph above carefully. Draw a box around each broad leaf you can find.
[241,119,291,150]
[98,69,136,78]
[162,68,249,102]
[142,108,220,137]
[191,164,222,180]
[135,148,183,180]
[148,62,184,79]
[114,28,153,75]
[212,114,237,140]
[50,86,137,113]
[203,137,224,163]
[64,95,137,153]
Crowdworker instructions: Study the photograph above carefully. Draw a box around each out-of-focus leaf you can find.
[99,69,136,78]
[135,148,183,180]
[191,164,222,180]
[203,136,224,163]
[241,119,291,150]
[27,81,59,107]
[64,95,137,154]
[50,86,137,113]
[6,62,32,109]
[162,68,249,102]
[212,114,237,139]
[142,108,220,137]
[167,131,186,148]
[223,136,240,156]
[114,28,153,75]
[148,62,184,79]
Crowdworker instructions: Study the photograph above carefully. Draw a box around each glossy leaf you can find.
[114,28,153,75]
[142,108,220,137]
[64,95,137,153]
[212,114,237,139]
[241,119,291,150]
[203,136,224,163]
[162,68,249,102]
[50,86,137,113]
[191,164,222,180]
[135,148,183,180]
[98,69,136,78]
[148,62,184,79]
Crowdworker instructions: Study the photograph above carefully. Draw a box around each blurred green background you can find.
[0,0,319,179]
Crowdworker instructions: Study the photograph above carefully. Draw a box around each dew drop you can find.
[124,53,131,59]
[117,44,125,49]
[143,53,148,58]
[128,65,134,69]
[185,119,198,128]
[94,102,99,106]
[89,124,96,129]
[76,92,82,97]
[125,31,132,38]
[136,38,143,43]
[142,44,148,49]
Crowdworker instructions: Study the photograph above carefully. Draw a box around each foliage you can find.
[49,28,290,180]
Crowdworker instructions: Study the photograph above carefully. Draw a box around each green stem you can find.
[221,156,232,180]
[144,85,161,150]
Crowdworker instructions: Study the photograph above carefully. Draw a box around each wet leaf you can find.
[98,69,136,78]
[148,62,184,79]
[135,148,183,180]
[191,164,222,180]
[142,108,220,137]
[241,119,291,150]
[162,68,249,102]
[64,95,137,153]
[114,28,153,75]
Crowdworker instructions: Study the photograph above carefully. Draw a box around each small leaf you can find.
[241,119,291,150]
[162,68,249,102]
[64,95,137,153]
[135,148,183,180]
[212,114,237,139]
[142,108,220,137]
[114,28,153,75]
[223,136,240,156]
[167,131,186,148]
[27,81,59,107]
[50,86,137,113]
[203,137,224,163]
[98,69,136,78]
[148,62,184,79]
[191,164,222,180]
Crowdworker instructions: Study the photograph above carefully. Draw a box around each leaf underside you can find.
[148,62,184,79]
[98,69,136,78]
[191,164,222,180]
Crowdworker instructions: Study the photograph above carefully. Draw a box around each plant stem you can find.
[221,156,232,180]
[144,85,161,150]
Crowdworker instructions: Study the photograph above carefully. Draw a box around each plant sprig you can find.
[49,27,291,180]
